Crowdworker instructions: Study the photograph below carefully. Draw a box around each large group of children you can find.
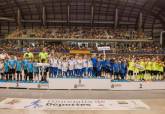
[49,53,165,81]
[0,49,165,82]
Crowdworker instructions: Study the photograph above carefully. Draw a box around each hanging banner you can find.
[97,46,110,51]
[70,50,91,54]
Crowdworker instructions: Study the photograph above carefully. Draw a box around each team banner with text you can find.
[0,98,150,110]
[70,50,91,54]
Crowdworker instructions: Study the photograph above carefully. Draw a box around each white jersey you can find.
[88,60,93,68]
[68,59,75,70]
[82,59,88,68]
[49,58,54,67]
[0,62,3,72]
[76,59,83,69]
[14,56,17,60]
[62,61,68,71]
[57,60,62,69]
[74,59,78,69]
[0,53,8,60]
[52,58,58,67]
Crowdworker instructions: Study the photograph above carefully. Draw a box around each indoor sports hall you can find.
[0,0,165,114]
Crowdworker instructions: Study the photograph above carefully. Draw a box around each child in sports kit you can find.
[22,58,29,81]
[49,55,54,78]
[74,55,78,77]
[100,57,106,77]
[82,55,88,77]
[120,60,127,80]
[96,57,102,77]
[128,58,135,80]
[41,58,50,82]
[138,58,146,81]
[52,57,58,78]
[0,59,4,80]
[113,60,120,80]
[8,55,16,80]
[104,57,110,78]
[33,60,40,82]
[149,57,154,81]
[27,60,33,82]
[145,58,152,80]
[57,57,62,77]
[4,58,9,81]
[134,59,140,81]
[76,56,83,78]
[108,58,114,79]
[154,59,162,80]
[62,58,68,78]
[68,57,75,78]
[87,57,93,77]
[158,59,163,80]
[91,55,97,77]
[159,61,164,80]
[15,57,22,81]
[163,61,165,80]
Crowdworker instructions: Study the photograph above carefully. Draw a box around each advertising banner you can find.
[0,98,150,110]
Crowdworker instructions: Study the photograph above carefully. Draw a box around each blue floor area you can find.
[111,80,128,82]
[0,80,48,84]
[0,78,129,83]
[0,79,164,84]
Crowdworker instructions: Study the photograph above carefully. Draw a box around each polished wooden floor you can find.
[0,89,165,114]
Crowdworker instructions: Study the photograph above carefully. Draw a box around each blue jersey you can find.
[120,63,127,74]
[107,60,114,71]
[91,58,97,67]
[8,59,16,69]
[97,60,102,71]
[33,62,39,73]
[113,63,120,73]
[22,59,29,70]
[4,60,9,72]
[27,62,33,73]
[100,60,106,68]
[16,60,22,71]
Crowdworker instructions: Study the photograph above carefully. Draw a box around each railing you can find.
[5,37,153,42]
[1,50,165,56]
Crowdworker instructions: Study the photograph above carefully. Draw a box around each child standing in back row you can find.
[62,57,68,78]
[8,55,16,80]
[113,60,120,80]
[22,57,29,81]
[4,58,9,81]
[15,57,22,81]
[33,60,39,82]
[87,57,93,77]
[0,59,4,80]
[82,55,88,77]
[27,60,33,82]
[68,56,75,78]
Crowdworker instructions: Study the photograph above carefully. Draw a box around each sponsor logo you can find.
[74,79,85,88]
[139,83,143,88]
[37,84,48,88]
[111,84,122,88]
[94,100,105,106]
[5,99,20,105]
[16,82,19,87]
[46,100,91,107]
[117,101,128,104]
[24,99,43,109]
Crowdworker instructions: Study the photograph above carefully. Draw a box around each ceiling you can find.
[0,0,165,38]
